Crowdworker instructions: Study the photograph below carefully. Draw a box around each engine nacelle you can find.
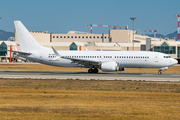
[118,67,125,71]
[100,61,119,71]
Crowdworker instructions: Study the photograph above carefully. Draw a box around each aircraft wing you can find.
[51,47,101,67]
[63,57,101,67]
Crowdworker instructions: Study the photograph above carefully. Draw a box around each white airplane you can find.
[12,21,178,75]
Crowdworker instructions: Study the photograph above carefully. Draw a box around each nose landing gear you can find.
[88,68,99,73]
[158,67,168,75]
[158,70,162,75]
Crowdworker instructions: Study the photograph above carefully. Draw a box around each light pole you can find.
[130,17,136,51]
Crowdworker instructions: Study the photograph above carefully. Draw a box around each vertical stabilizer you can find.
[14,21,44,52]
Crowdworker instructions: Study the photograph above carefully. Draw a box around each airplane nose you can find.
[175,59,178,64]
[170,58,178,66]
[173,59,178,65]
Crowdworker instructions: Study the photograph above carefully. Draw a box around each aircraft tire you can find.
[93,68,98,73]
[88,69,93,73]
[158,71,162,75]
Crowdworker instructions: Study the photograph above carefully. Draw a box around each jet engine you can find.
[100,61,119,71]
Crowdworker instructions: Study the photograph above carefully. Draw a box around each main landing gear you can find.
[88,68,99,73]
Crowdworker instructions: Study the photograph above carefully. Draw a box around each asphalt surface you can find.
[0,71,180,82]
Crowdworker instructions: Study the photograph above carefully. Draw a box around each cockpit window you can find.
[164,56,171,58]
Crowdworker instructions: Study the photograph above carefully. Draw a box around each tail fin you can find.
[14,21,44,52]
[15,45,20,52]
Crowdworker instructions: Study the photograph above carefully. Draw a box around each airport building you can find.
[0,41,16,62]
[1,27,180,63]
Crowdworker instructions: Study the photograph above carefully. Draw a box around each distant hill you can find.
[146,31,177,40]
[166,31,177,40]
[0,30,14,40]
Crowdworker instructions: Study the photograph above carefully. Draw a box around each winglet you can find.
[51,47,61,57]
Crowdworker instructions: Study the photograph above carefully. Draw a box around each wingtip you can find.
[14,20,21,24]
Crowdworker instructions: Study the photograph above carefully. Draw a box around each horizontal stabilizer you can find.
[6,50,31,55]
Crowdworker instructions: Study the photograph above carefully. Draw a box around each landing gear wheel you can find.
[93,68,99,73]
[88,69,93,73]
[88,68,99,73]
[158,71,162,75]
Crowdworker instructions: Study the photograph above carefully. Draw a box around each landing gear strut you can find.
[88,68,99,73]
[158,70,162,75]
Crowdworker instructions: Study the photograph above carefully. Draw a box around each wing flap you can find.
[67,57,101,66]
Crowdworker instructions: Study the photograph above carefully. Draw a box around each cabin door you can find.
[154,54,159,62]
[40,53,43,61]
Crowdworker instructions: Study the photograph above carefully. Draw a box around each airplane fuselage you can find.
[22,50,177,69]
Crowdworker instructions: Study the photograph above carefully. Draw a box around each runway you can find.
[0,71,180,82]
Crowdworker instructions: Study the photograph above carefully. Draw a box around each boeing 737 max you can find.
[13,21,178,75]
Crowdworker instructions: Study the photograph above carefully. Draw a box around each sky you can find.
[0,0,179,35]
